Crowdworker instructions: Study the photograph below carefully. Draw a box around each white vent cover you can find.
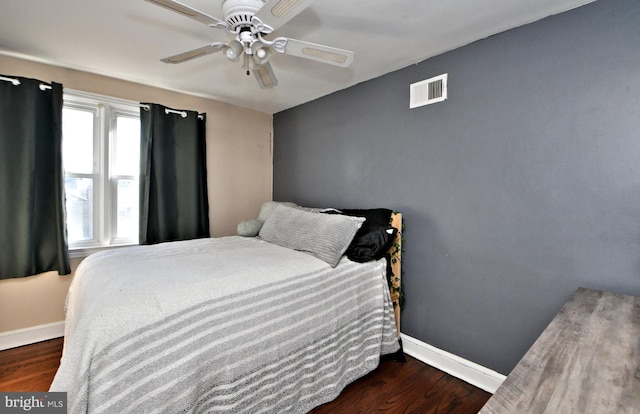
[410,73,448,109]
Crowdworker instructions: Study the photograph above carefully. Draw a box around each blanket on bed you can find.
[50,236,399,413]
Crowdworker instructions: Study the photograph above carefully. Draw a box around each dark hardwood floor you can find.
[0,338,63,392]
[0,338,491,413]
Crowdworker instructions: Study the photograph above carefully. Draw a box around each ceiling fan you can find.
[145,0,355,89]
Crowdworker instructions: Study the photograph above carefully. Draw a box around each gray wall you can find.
[273,0,640,374]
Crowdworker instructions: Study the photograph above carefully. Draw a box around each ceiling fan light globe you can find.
[224,40,244,62]
[251,45,272,65]
[225,49,238,60]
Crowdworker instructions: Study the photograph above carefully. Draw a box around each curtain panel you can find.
[139,103,209,244]
[0,75,70,279]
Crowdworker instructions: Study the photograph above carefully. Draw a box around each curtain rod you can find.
[140,104,204,120]
[0,77,199,118]
[0,75,52,90]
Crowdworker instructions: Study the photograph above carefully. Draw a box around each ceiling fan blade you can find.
[253,0,314,33]
[145,0,228,29]
[161,43,226,64]
[279,38,354,67]
[252,62,278,89]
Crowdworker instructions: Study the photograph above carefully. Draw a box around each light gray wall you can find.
[273,0,640,374]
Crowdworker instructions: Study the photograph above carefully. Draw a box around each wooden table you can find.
[479,287,640,414]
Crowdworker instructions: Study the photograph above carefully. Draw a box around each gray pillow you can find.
[259,204,365,267]
[237,201,300,236]
[237,219,264,237]
[257,201,298,221]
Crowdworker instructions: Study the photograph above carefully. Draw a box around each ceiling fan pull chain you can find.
[242,54,250,76]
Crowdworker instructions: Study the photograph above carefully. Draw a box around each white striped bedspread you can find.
[50,236,400,413]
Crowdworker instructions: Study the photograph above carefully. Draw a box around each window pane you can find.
[63,91,141,249]
[63,108,94,174]
[116,179,139,240]
[113,116,140,176]
[65,177,94,242]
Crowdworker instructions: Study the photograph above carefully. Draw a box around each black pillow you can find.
[346,225,397,262]
[327,208,397,262]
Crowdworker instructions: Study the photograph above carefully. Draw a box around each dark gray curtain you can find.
[0,75,70,279]
[139,103,209,244]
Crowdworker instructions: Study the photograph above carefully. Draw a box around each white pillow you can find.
[259,205,364,267]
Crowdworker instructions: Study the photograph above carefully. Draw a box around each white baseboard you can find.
[0,323,504,392]
[400,333,506,394]
[0,321,65,351]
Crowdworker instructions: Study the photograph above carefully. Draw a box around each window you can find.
[62,90,140,253]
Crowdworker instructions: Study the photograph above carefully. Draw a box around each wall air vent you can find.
[410,73,448,109]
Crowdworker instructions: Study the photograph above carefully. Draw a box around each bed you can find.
[50,205,403,413]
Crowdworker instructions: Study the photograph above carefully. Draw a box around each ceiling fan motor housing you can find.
[222,0,266,31]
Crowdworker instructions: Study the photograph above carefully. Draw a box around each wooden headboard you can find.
[389,212,402,336]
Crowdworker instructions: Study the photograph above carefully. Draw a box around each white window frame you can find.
[63,90,140,257]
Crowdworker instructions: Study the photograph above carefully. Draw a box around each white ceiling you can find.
[0,0,595,114]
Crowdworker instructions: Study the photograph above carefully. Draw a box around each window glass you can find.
[64,177,94,241]
[62,108,94,174]
[113,116,140,176]
[116,179,138,239]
